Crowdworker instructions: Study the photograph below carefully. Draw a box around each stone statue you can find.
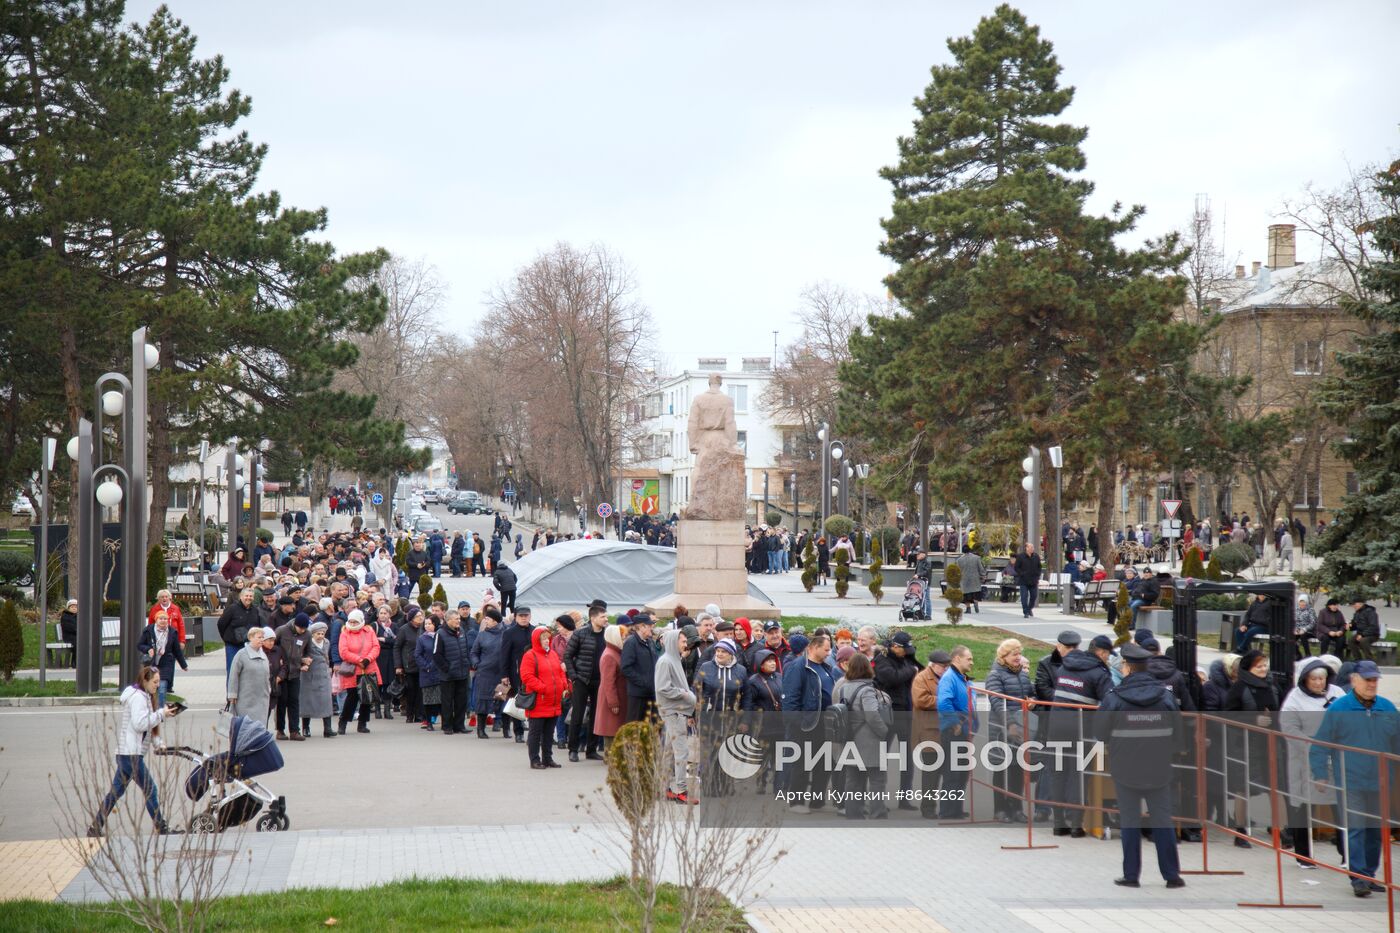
[684,373,746,521]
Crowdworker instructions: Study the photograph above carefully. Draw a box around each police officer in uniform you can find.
[1046,633,1113,836]
[1097,642,1186,889]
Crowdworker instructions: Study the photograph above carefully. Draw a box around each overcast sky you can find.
[130,0,1400,370]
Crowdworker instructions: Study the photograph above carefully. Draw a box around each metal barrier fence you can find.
[968,682,1397,928]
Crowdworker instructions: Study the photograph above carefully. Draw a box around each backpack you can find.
[826,682,890,741]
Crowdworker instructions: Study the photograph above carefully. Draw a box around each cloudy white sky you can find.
[130,0,1399,369]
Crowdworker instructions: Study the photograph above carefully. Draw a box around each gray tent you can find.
[511,539,773,609]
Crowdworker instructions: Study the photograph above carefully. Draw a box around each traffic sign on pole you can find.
[597,502,613,519]
[371,492,384,505]
[1161,499,1181,519]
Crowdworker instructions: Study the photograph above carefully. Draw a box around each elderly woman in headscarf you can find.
[1280,654,1345,866]
[336,608,380,735]
[227,625,272,720]
[1293,594,1318,660]
[300,619,336,737]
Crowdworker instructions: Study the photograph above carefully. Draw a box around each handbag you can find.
[384,678,404,698]
[357,674,380,706]
[503,691,537,721]
[336,661,356,676]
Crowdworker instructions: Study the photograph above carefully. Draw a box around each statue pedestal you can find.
[646,520,780,620]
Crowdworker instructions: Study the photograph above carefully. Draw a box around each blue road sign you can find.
[371,493,384,505]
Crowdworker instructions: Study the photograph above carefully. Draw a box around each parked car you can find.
[11,495,34,516]
[410,515,443,533]
[421,489,440,504]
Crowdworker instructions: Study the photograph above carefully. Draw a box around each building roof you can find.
[1217,257,1355,315]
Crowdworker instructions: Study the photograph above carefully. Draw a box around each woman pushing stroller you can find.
[87,665,184,837]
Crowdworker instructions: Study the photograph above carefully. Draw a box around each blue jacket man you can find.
[1309,662,1400,895]
[935,646,978,817]
[427,531,445,577]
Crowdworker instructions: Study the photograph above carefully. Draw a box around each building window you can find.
[726,384,748,413]
[1293,472,1321,509]
[167,485,191,509]
[736,431,748,454]
[1218,346,1233,376]
[1137,495,1148,524]
[1293,339,1324,375]
[1346,472,1359,496]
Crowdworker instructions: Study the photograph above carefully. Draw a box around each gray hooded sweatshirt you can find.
[654,627,697,714]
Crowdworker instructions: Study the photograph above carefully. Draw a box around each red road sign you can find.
[1161,499,1181,519]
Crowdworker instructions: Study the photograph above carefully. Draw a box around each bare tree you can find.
[763,283,884,517]
[480,243,655,509]
[339,255,444,525]
[51,712,252,933]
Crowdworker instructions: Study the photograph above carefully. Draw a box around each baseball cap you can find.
[1133,629,1154,645]
[835,646,857,664]
[1089,635,1114,652]
[1354,660,1382,680]
[763,620,782,632]
[458,601,470,609]
[1120,642,1152,661]
[1057,630,1082,647]
[632,612,653,626]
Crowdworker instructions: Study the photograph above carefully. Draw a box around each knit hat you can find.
[704,603,722,619]
[309,620,328,633]
[345,609,365,628]
[293,612,310,629]
[715,638,738,657]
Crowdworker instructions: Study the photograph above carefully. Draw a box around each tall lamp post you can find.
[71,327,157,692]
[855,463,870,555]
[817,422,849,533]
[1048,445,1067,611]
[789,471,798,534]
[36,436,56,686]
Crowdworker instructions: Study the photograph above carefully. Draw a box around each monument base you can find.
[645,519,780,620]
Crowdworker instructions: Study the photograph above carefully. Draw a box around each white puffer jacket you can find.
[115,685,167,756]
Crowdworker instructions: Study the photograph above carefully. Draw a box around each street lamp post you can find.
[37,436,56,686]
[73,327,156,692]
[790,471,798,533]
[1048,445,1069,612]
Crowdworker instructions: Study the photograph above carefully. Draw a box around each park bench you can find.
[1076,579,1121,615]
[1372,641,1397,666]
[45,617,120,669]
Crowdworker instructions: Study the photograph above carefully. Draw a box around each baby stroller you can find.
[900,577,928,621]
[168,714,288,833]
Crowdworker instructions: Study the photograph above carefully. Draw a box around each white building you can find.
[623,356,797,522]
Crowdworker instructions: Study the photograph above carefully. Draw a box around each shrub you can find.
[432,583,448,606]
[416,574,433,610]
[0,552,31,585]
[1205,551,1223,582]
[876,525,902,561]
[944,563,963,624]
[824,514,854,540]
[764,510,781,528]
[0,584,31,606]
[102,600,122,616]
[395,537,410,571]
[800,535,817,592]
[1181,546,1205,580]
[1197,593,1250,611]
[834,548,850,598]
[255,527,276,544]
[1212,542,1255,578]
[606,720,660,815]
[0,599,22,682]
[146,543,168,604]
[201,527,224,555]
[867,536,884,605]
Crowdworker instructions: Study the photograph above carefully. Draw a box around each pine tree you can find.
[834,548,851,598]
[867,536,884,604]
[801,535,818,592]
[841,4,1201,548]
[146,543,168,604]
[416,575,433,610]
[432,583,448,606]
[0,599,22,682]
[1181,546,1205,580]
[1205,551,1224,582]
[1316,160,1400,600]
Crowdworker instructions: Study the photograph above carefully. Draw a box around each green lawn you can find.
[1,877,740,933]
[777,616,1049,681]
[0,678,116,697]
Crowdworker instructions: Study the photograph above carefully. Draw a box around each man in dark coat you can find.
[404,541,430,590]
[498,607,536,740]
[272,612,311,740]
[1047,634,1113,835]
[619,614,657,724]
[563,604,608,761]
[874,631,921,802]
[427,530,445,578]
[492,563,518,615]
[1096,642,1185,889]
[1012,542,1043,618]
[394,607,424,723]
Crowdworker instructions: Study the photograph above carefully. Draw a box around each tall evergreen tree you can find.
[841,4,1201,552]
[1315,159,1400,598]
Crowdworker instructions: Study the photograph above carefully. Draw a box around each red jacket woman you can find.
[519,627,568,718]
[336,617,381,694]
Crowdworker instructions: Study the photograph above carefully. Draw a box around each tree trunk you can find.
[59,324,85,602]
[1096,455,1119,570]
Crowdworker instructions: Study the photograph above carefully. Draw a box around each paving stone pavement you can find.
[47,822,1396,931]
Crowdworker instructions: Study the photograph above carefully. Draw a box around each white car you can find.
[11,495,34,516]
[411,515,443,533]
